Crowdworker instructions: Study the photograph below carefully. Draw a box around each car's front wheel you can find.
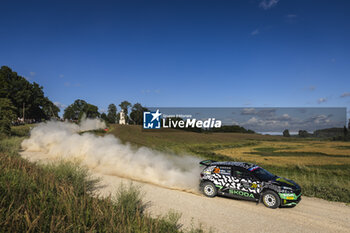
[201,182,217,198]
[262,190,280,209]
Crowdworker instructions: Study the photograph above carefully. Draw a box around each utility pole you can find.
[50,105,55,120]
[23,102,25,123]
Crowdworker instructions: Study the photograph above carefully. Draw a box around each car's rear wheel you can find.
[202,182,217,198]
[262,190,280,209]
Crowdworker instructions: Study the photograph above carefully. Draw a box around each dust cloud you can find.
[21,119,202,191]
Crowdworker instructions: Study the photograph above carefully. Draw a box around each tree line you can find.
[63,99,148,125]
[0,66,59,135]
[0,66,149,136]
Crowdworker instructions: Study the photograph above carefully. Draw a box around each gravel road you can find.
[21,151,350,233]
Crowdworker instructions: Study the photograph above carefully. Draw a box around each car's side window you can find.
[232,167,252,179]
[231,166,239,177]
[216,166,231,175]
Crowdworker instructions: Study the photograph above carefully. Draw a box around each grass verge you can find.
[0,136,204,233]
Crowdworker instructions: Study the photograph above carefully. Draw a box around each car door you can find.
[231,167,259,199]
[213,165,233,194]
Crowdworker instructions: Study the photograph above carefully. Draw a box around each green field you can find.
[110,124,350,203]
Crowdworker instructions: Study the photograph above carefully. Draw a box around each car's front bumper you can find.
[279,192,302,206]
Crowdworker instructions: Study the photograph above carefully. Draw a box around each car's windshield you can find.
[252,167,276,181]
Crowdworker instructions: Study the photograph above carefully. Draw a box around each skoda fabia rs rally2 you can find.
[199,160,302,208]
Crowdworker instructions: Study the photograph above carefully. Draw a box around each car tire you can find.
[201,182,217,198]
[262,190,280,209]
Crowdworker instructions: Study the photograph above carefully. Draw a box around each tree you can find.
[64,99,87,120]
[63,99,99,121]
[298,130,309,138]
[107,104,117,124]
[344,126,348,138]
[100,113,108,122]
[85,104,100,118]
[129,103,148,125]
[119,101,131,123]
[283,129,290,137]
[0,66,59,120]
[0,98,16,135]
[42,97,60,119]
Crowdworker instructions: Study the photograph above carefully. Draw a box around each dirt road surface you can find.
[21,151,350,233]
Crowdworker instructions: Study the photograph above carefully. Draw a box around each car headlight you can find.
[280,187,294,193]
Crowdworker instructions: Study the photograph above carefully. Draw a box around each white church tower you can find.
[119,109,126,125]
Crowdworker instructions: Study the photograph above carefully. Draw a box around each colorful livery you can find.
[199,160,302,208]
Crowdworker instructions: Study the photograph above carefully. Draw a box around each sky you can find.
[1,0,349,117]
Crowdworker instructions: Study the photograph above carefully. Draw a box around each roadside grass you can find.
[10,124,35,137]
[0,135,204,233]
[262,164,350,202]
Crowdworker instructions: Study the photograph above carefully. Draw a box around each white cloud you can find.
[64,82,80,87]
[59,74,64,78]
[241,108,276,118]
[317,98,327,104]
[286,14,297,18]
[247,117,259,124]
[285,14,298,24]
[251,29,259,36]
[54,102,66,109]
[340,92,350,98]
[241,108,256,115]
[309,86,316,91]
[29,71,36,77]
[281,113,291,120]
[142,89,160,94]
[259,0,279,10]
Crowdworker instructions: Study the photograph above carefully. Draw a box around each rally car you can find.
[199,160,301,208]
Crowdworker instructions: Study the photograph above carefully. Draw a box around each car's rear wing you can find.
[199,159,216,166]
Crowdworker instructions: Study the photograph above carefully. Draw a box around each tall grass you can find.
[0,136,204,233]
[262,164,350,202]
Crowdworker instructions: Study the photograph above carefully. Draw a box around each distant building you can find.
[119,109,127,125]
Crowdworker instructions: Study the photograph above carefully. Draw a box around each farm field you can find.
[110,124,350,203]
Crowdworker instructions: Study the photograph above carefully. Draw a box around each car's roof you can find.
[211,161,257,170]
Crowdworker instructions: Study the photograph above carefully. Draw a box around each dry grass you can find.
[215,141,350,166]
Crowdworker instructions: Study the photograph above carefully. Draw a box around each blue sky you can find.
[1,0,349,117]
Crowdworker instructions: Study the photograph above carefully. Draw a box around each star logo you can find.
[150,109,161,122]
[143,109,162,129]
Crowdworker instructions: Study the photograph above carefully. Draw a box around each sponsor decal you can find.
[248,165,260,172]
[229,189,255,198]
[279,193,298,200]
[213,167,220,173]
